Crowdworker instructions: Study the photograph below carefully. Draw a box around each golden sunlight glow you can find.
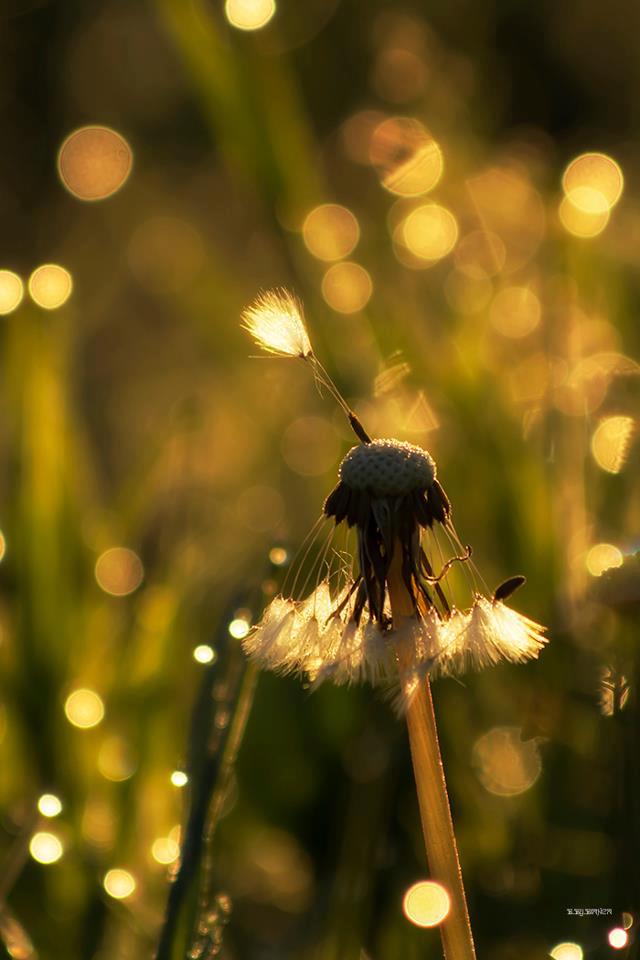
[608,928,629,950]
[562,152,623,212]
[586,543,623,577]
[97,736,137,782]
[0,270,24,315]
[28,264,72,310]
[550,943,584,960]
[302,204,360,262]
[29,832,63,864]
[590,416,634,473]
[225,0,275,30]
[402,881,450,928]
[0,531,6,563]
[228,618,250,639]
[193,644,217,663]
[103,868,136,900]
[559,195,609,238]
[401,204,458,263]
[58,126,132,201]
[151,836,180,865]
[95,547,144,596]
[37,794,62,818]
[472,726,541,796]
[489,286,541,338]
[170,770,188,788]
[369,117,443,197]
[64,688,105,729]
[321,261,372,313]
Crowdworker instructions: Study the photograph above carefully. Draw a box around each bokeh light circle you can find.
[302,204,360,262]
[562,152,623,211]
[401,204,458,263]
[472,726,542,796]
[30,831,63,864]
[590,416,634,473]
[370,117,443,197]
[58,126,133,201]
[0,270,24,315]
[193,644,217,664]
[103,868,136,899]
[95,547,144,597]
[64,688,105,729]
[152,836,180,865]
[586,543,623,577]
[225,0,276,30]
[403,881,450,928]
[38,793,63,818]
[321,261,372,313]
[608,928,629,950]
[28,264,73,310]
[559,195,609,238]
[550,943,583,960]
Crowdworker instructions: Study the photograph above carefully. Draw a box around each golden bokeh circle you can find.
[590,416,634,474]
[401,204,458,263]
[64,688,105,729]
[369,117,443,197]
[302,204,360,262]
[472,726,542,796]
[58,126,133,201]
[30,831,63,865]
[403,881,450,928]
[321,261,373,313]
[103,868,136,899]
[550,943,584,960]
[559,195,609,238]
[95,547,144,596]
[28,264,73,310]
[225,0,276,30]
[562,152,623,211]
[0,270,24,315]
[585,543,623,577]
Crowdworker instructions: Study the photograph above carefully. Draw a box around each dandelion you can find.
[241,289,549,960]
[244,436,546,705]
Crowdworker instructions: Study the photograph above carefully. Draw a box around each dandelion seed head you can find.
[339,439,435,496]
[241,289,312,359]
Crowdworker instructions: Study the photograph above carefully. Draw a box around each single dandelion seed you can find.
[241,289,312,359]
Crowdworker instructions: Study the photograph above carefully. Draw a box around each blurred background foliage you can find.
[1,0,639,958]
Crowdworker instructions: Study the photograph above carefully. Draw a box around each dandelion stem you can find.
[388,543,476,960]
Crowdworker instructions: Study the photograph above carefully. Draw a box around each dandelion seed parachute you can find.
[241,289,313,359]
